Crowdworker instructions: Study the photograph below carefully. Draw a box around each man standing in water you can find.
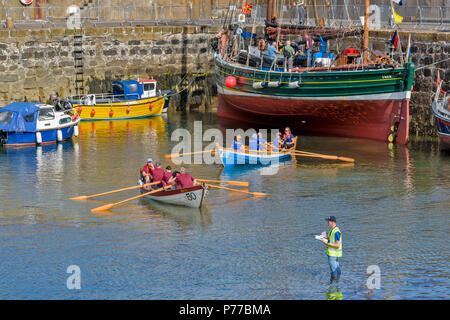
[322,216,342,281]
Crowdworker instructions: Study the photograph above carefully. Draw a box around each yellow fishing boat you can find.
[70,79,171,121]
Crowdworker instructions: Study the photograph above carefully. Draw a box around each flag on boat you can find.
[392,7,403,23]
[241,2,253,14]
[392,0,403,5]
[391,30,399,49]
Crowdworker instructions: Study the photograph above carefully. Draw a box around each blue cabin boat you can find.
[0,102,80,147]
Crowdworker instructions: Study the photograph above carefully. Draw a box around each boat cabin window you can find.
[143,83,155,91]
[126,83,139,93]
[59,117,71,125]
[112,83,124,95]
[38,108,55,121]
[23,113,35,122]
[0,111,13,124]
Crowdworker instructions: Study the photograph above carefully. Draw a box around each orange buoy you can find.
[109,110,114,117]
[90,109,95,117]
[149,103,154,110]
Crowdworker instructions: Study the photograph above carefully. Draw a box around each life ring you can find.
[258,39,265,51]
[71,113,79,122]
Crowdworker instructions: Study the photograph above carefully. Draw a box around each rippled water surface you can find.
[0,112,448,299]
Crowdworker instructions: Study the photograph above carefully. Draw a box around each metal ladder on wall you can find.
[73,28,84,97]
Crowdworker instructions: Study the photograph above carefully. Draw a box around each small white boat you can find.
[139,184,208,208]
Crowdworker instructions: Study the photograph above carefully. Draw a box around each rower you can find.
[140,158,154,184]
[271,132,282,152]
[162,165,173,186]
[168,167,196,189]
[249,133,258,151]
[282,127,295,149]
[151,162,165,187]
[257,132,267,151]
[232,135,244,152]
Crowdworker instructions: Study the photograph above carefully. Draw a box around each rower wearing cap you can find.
[168,167,196,189]
[141,158,154,184]
[321,216,342,281]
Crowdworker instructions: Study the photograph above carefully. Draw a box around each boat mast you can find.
[267,0,274,21]
[363,0,370,64]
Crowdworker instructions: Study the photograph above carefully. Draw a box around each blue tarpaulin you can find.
[0,102,40,133]
[241,31,256,39]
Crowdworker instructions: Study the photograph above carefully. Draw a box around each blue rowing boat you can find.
[217,137,297,166]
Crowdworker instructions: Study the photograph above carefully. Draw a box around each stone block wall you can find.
[0,25,219,108]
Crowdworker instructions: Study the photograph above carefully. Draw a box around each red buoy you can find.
[237,77,246,86]
[126,106,131,113]
[149,103,154,110]
[77,107,83,113]
[225,75,237,88]
[90,109,95,117]
[109,110,114,117]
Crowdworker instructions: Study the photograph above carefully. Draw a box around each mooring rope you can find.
[415,57,450,71]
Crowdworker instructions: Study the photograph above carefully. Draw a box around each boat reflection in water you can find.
[139,197,212,229]
[78,116,166,139]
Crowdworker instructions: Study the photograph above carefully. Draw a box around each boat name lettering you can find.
[185,192,197,201]
[382,75,392,79]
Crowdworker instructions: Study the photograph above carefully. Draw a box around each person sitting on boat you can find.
[268,41,277,64]
[151,162,165,187]
[216,26,229,60]
[282,127,295,149]
[162,165,173,186]
[168,167,196,189]
[232,135,244,152]
[141,158,154,184]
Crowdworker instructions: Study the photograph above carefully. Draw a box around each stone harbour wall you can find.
[0,25,220,111]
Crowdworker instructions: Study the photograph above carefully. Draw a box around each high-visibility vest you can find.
[327,227,342,257]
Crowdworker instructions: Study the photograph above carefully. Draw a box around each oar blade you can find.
[91,203,114,213]
[338,156,355,163]
[225,181,249,187]
[69,195,88,200]
[252,192,269,197]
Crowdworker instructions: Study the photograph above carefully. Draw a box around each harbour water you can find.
[0,111,448,299]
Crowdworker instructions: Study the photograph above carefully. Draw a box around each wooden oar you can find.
[70,181,162,200]
[206,184,268,197]
[288,150,355,163]
[197,179,249,187]
[165,149,215,159]
[90,186,169,213]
